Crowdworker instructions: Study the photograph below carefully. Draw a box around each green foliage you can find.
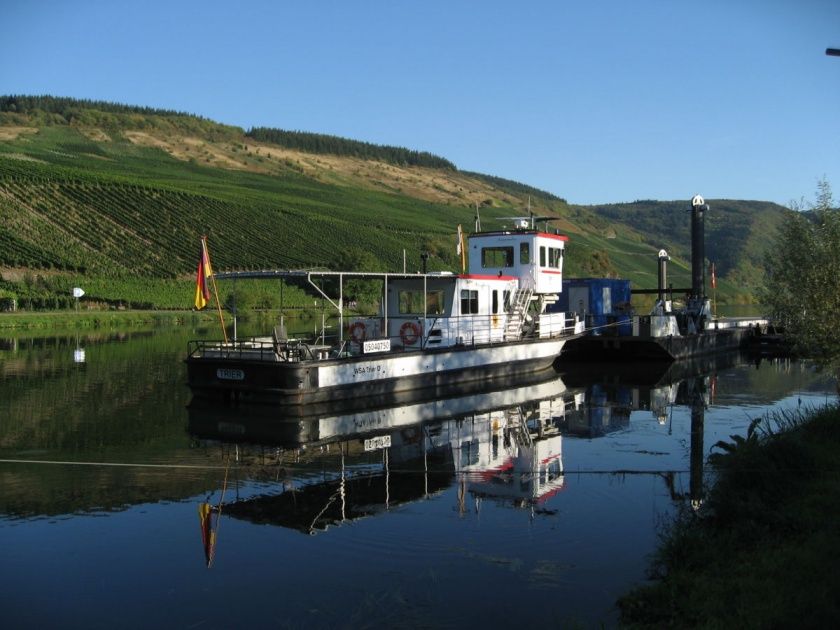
[0,95,779,310]
[762,179,840,372]
[246,127,456,169]
[578,249,616,277]
[0,94,242,140]
[460,170,566,203]
[587,198,787,290]
[619,403,840,628]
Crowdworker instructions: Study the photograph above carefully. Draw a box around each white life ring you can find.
[400,321,421,346]
[348,321,366,343]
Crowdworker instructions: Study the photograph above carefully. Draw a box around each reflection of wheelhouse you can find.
[454,394,572,505]
[468,436,565,506]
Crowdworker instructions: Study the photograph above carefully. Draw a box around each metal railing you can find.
[187,338,319,363]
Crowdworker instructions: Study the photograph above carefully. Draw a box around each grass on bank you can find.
[618,403,840,628]
[0,309,221,330]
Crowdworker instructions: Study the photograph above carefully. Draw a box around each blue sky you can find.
[3,0,839,205]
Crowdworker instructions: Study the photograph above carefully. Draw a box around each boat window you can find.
[426,290,445,315]
[460,289,479,314]
[503,290,511,311]
[492,290,499,314]
[548,247,563,269]
[481,246,514,268]
[460,440,479,467]
[398,290,426,314]
[519,242,530,264]
[539,246,546,267]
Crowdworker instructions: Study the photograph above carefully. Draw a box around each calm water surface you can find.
[0,325,835,628]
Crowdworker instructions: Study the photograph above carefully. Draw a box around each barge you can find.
[559,195,770,361]
[186,221,584,405]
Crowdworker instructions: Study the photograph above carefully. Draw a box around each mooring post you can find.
[690,195,709,301]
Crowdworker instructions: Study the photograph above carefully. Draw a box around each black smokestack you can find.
[657,249,669,303]
[690,195,708,299]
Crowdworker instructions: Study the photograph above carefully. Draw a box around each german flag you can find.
[194,240,212,310]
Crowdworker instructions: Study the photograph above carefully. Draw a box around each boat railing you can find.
[187,338,325,363]
[375,312,575,349]
[339,313,575,350]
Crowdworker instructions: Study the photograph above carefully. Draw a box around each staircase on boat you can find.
[505,288,534,339]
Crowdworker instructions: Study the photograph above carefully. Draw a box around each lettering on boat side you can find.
[216,368,245,381]
[353,365,383,376]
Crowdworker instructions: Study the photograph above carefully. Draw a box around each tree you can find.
[328,248,386,313]
[762,178,840,373]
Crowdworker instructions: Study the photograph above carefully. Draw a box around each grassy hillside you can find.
[0,96,773,311]
[587,199,787,291]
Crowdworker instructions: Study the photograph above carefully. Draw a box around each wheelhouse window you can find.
[399,290,444,314]
[548,247,563,269]
[460,289,479,314]
[539,246,546,267]
[519,242,530,264]
[481,246,514,268]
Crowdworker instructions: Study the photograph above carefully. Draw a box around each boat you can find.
[186,219,584,405]
[558,195,772,361]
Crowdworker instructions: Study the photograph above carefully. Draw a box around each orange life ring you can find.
[348,321,366,343]
[400,321,421,345]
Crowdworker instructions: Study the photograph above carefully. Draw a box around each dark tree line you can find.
[0,95,204,121]
[245,127,456,170]
[460,171,565,203]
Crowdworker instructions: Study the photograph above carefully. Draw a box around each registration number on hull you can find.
[364,435,392,451]
[216,368,245,381]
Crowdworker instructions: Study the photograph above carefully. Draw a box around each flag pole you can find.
[457,224,466,273]
[711,262,717,318]
[203,237,228,344]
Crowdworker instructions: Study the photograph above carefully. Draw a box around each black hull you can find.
[559,327,752,362]
[186,346,560,408]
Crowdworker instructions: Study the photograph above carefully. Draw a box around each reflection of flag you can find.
[194,240,212,310]
[710,262,716,289]
[198,502,217,568]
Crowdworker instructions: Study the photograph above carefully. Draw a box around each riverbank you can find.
[0,310,222,330]
[0,308,333,331]
[618,401,840,627]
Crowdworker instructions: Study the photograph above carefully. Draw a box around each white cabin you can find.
[379,273,519,347]
[344,227,577,351]
[467,229,567,294]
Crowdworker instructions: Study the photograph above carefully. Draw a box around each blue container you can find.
[552,278,632,336]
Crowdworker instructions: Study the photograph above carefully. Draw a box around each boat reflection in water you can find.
[188,352,740,559]
[188,373,579,539]
[559,353,732,508]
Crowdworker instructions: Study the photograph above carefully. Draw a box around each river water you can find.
[0,325,835,628]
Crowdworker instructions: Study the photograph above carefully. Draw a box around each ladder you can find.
[506,406,533,448]
[505,288,534,339]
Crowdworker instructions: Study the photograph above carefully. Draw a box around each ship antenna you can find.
[528,196,534,229]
